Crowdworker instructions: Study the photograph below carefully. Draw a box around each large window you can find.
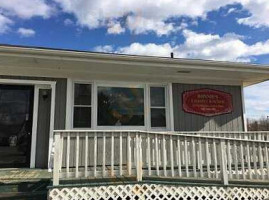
[73,83,92,128]
[150,87,167,128]
[71,82,171,130]
[97,87,144,126]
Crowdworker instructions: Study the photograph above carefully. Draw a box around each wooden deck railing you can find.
[52,130,269,186]
[184,131,269,141]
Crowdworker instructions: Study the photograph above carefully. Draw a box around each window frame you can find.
[70,80,173,131]
[147,84,170,131]
[71,81,94,129]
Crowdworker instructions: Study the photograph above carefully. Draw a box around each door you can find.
[0,85,34,168]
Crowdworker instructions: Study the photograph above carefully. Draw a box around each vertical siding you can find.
[35,89,51,168]
[0,75,67,129]
[172,83,244,131]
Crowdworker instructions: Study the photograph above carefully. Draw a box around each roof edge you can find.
[0,44,269,72]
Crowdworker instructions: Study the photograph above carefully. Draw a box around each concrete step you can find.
[0,169,51,200]
[0,180,50,199]
[0,191,47,200]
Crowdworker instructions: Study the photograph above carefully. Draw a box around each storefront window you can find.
[97,87,144,126]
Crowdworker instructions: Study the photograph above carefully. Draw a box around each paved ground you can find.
[0,168,52,184]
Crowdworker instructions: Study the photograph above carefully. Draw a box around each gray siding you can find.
[172,83,244,131]
[35,89,51,168]
[0,75,67,129]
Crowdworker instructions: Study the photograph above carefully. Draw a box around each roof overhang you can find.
[0,45,268,86]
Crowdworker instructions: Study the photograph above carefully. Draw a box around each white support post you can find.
[136,132,143,181]
[53,132,61,186]
[127,132,131,176]
[219,139,228,185]
[139,134,143,181]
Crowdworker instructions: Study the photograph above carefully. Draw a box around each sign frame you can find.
[182,88,233,117]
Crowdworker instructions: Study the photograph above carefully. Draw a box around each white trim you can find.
[48,83,56,169]
[241,85,247,132]
[30,85,39,168]
[92,81,97,129]
[0,79,56,86]
[145,84,150,131]
[0,78,56,168]
[2,45,269,73]
[147,84,170,131]
[168,83,174,131]
[71,81,94,130]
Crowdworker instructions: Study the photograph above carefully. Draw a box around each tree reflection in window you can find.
[98,87,144,126]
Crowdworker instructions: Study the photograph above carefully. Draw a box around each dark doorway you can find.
[0,85,34,168]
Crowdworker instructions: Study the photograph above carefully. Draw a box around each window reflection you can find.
[98,87,144,126]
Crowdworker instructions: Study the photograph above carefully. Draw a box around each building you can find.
[0,45,269,199]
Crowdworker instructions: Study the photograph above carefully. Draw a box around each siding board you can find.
[172,83,244,131]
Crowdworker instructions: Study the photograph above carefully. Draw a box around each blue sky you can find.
[0,0,269,119]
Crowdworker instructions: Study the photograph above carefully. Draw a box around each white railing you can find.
[53,130,269,186]
[184,131,269,141]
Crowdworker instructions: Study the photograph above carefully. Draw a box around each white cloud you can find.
[0,14,13,33]
[0,0,53,19]
[94,30,269,61]
[237,0,269,28]
[118,43,174,57]
[227,7,236,14]
[17,28,36,37]
[0,0,53,33]
[52,0,269,35]
[175,30,250,61]
[107,21,125,34]
[126,16,175,36]
[53,0,237,35]
[94,45,114,53]
[0,0,268,36]
[94,42,173,57]
[64,18,74,26]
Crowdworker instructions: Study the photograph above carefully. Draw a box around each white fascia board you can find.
[1,46,269,75]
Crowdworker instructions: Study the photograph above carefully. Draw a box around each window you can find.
[73,83,92,128]
[97,86,144,126]
[70,81,171,130]
[150,87,166,128]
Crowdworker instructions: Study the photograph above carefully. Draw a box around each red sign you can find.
[183,89,233,116]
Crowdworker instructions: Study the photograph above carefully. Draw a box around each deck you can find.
[1,131,268,199]
[52,130,269,185]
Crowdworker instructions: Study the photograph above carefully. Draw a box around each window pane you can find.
[98,87,144,126]
[151,108,166,127]
[74,84,91,105]
[150,87,165,107]
[73,107,91,128]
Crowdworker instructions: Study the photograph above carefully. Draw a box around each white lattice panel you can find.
[49,183,269,200]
